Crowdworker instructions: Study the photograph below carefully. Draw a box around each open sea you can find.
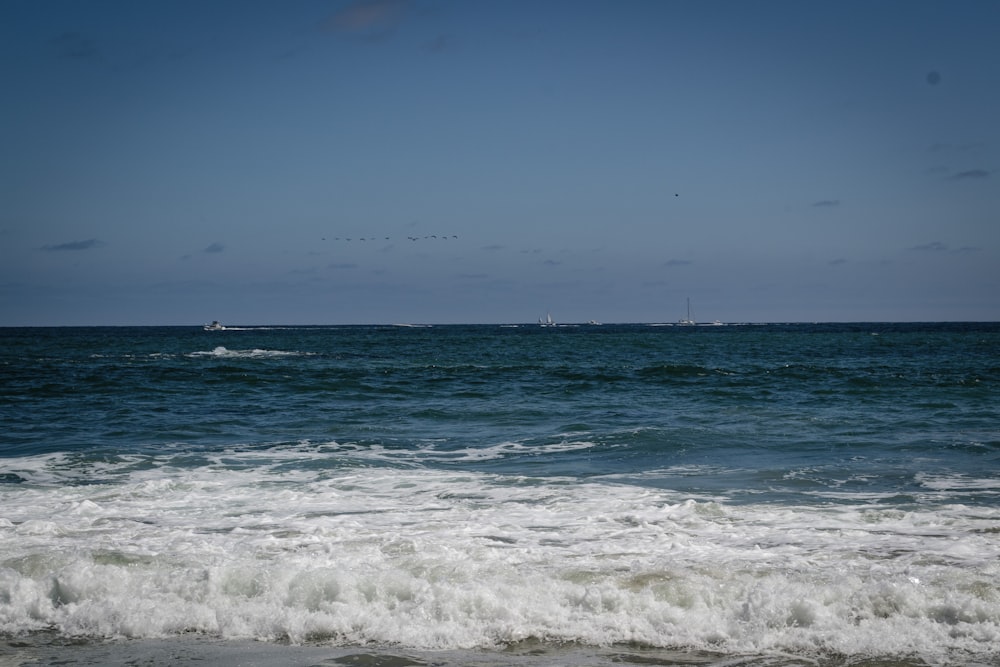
[1,322,998,666]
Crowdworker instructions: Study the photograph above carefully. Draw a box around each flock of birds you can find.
[321,197,678,243]
[323,235,459,242]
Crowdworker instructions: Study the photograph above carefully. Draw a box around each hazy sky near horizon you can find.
[2,0,998,325]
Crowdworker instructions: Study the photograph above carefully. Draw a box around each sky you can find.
[1,0,998,325]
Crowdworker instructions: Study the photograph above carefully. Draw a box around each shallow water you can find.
[0,635,968,667]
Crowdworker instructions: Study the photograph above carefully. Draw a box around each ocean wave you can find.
[1,462,998,663]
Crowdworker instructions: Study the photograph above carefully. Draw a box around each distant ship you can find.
[203,321,225,331]
[678,298,696,326]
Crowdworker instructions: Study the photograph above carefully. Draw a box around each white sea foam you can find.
[1,452,999,664]
[337,439,602,465]
[187,346,313,359]
[917,472,1000,492]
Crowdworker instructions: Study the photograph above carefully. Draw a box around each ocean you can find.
[1,322,998,666]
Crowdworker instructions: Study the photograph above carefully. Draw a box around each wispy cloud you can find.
[908,242,983,255]
[285,267,319,277]
[204,242,225,254]
[424,34,457,54]
[927,142,986,155]
[52,32,99,60]
[322,0,408,40]
[909,241,948,252]
[41,238,101,251]
[950,169,990,180]
[812,199,840,208]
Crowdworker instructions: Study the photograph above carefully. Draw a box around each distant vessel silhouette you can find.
[678,298,695,326]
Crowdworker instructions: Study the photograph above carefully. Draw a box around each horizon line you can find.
[2,320,998,329]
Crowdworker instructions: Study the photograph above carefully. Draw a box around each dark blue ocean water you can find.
[2,323,999,664]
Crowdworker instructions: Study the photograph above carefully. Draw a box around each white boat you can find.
[678,298,696,326]
[539,313,556,327]
[203,321,225,331]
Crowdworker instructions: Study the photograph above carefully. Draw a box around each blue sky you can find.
[2,0,998,325]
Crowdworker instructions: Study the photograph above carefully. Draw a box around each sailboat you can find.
[678,298,696,326]
[539,313,556,327]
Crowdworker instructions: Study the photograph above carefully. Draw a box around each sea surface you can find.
[1,322,998,666]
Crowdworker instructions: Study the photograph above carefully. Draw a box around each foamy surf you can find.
[2,453,998,664]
